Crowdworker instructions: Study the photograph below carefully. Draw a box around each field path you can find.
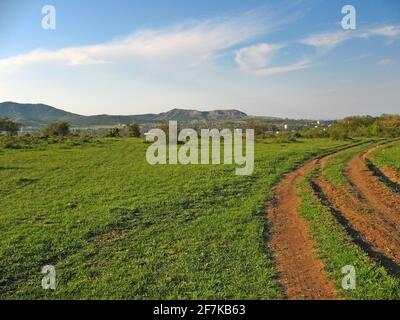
[314,143,400,275]
[347,146,400,227]
[267,141,400,300]
[267,158,339,300]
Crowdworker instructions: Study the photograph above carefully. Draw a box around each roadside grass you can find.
[322,139,377,186]
[0,137,351,299]
[369,140,400,174]
[298,175,400,299]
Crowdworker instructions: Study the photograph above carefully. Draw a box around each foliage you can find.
[274,131,298,143]
[244,119,276,137]
[301,128,329,139]
[42,121,71,137]
[329,115,400,139]
[125,123,141,137]
[0,117,21,136]
[105,127,120,137]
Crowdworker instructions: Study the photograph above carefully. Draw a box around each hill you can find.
[0,102,247,127]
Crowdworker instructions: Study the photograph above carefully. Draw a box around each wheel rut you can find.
[267,141,400,300]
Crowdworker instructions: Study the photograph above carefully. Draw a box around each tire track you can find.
[314,143,400,276]
[347,146,400,227]
[266,158,339,300]
[266,141,400,300]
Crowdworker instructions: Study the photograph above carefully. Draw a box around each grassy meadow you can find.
[0,137,351,299]
[370,141,400,174]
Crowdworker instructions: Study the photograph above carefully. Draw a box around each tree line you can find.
[1,114,399,140]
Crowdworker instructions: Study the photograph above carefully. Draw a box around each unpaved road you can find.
[267,141,400,299]
[267,158,339,300]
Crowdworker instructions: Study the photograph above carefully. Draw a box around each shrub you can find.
[275,132,298,143]
[329,127,349,140]
[106,128,120,137]
[0,117,21,136]
[126,123,141,137]
[42,121,70,137]
[301,128,329,139]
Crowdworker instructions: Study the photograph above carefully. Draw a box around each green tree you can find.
[42,121,70,137]
[329,126,349,140]
[126,123,141,137]
[0,117,21,136]
[106,127,120,137]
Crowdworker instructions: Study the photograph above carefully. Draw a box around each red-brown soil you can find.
[267,142,400,300]
[267,159,339,300]
[314,145,400,274]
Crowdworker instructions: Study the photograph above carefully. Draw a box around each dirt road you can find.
[267,141,400,299]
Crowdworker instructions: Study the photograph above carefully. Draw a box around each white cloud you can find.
[235,43,283,71]
[250,59,311,76]
[368,25,400,38]
[0,9,295,73]
[299,24,400,49]
[378,58,393,65]
[237,24,400,77]
[299,31,353,49]
[235,42,311,76]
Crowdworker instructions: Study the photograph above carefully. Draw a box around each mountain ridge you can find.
[0,102,248,127]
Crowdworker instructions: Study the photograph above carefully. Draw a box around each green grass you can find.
[298,175,400,299]
[322,140,376,186]
[370,141,400,174]
[0,137,350,299]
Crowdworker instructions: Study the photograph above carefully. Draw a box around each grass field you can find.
[0,137,351,299]
[370,141,400,174]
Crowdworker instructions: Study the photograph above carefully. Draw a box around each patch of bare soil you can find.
[267,159,339,300]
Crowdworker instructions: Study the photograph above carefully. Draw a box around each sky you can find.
[0,0,399,119]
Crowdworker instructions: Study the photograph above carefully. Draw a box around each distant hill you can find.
[0,102,247,127]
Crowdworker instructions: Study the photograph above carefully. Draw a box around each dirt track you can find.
[267,141,400,299]
[267,158,339,300]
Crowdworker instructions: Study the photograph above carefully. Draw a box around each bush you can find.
[275,132,298,143]
[301,128,329,139]
[126,123,141,137]
[106,128,120,137]
[329,127,349,140]
[42,121,70,137]
[0,117,21,136]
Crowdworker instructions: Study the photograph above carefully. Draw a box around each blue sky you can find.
[0,0,399,119]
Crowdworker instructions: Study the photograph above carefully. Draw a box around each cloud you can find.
[378,58,393,65]
[237,24,400,77]
[235,43,283,71]
[368,25,400,38]
[299,24,400,50]
[235,42,311,76]
[0,8,300,73]
[299,31,353,49]
[249,59,311,76]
